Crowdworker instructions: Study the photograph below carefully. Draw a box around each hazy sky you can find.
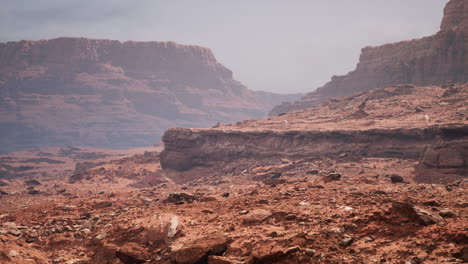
[1,0,448,93]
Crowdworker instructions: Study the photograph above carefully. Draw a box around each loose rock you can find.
[93,201,113,208]
[28,189,41,195]
[392,202,443,225]
[24,179,41,186]
[171,232,228,264]
[164,193,198,204]
[323,172,342,183]
[304,248,316,256]
[439,209,457,218]
[390,174,404,183]
[116,242,149,264]
[339,236,354,247]
[242,209,272,224]
[208,256,249,264]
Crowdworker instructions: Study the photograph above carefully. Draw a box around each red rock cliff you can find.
[0,37,300,153]
[270,0,467,115]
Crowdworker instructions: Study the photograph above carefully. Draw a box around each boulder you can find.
[115,242,149,264]
[390,174,404,183]
[93,201,113,209]
[392,202,443,225]
[27,189,41,195]
[164,193,198,204]
[171,232,228,264]
[439,209,457,218]
[242,210,272,224]
[250,242,297,264]
[323,173,342,183]
[24,179,41,186]
[125,214,181,244]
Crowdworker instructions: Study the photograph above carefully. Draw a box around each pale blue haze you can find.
[0,1,448,93]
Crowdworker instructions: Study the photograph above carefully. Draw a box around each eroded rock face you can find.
[160,124,468,173]
[270,0,467,115]
[423,143,467,168]
[441,0,468,33]
[0,37,301,153]
[160,83,468,184]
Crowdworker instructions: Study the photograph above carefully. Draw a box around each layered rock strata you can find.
[270,0,467,115]
[160,83,468,183]
[160,124,468,172]
[0,37,300,153]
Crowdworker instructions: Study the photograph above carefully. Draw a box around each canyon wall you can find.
[0,37,300,153]
[270,0,467,115]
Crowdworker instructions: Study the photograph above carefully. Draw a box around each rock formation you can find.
[0,37,300,153]
[160,125,468,173]
[270,0,467,115]
[161,83,468,184]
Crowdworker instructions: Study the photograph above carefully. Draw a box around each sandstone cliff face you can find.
[441,0,468,33]
[270,0,467,115]
[0,37,300,153]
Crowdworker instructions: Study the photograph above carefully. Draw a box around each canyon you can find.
[0,38,300,153]
[270,0,467,115]
[0,0,466,263]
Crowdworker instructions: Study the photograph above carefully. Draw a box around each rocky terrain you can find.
[162,83,468,183]
[0,146,161,181]
[0,83,466,264]
[0,1,466,263]
[0,37,300,153]
[270,0,467,115]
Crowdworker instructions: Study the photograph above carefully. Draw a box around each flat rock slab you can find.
[242,209,272,224]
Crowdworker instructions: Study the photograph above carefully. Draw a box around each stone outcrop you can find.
[0,37,300,153]
[160,124,468,172]
[160,82,468,184]
[423,142,467,168]
[441,0,468,33]
[270,0,467,115]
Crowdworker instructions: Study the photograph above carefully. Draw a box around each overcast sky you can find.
[0,0,448,94]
